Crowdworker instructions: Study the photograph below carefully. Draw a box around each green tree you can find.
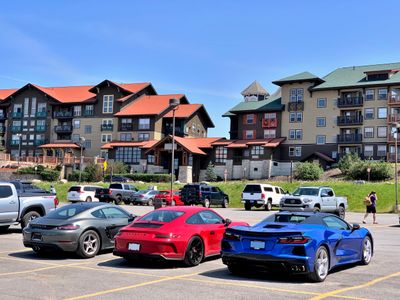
[294,162,323,181]
[205,162,217,182]
[337,153,361,175]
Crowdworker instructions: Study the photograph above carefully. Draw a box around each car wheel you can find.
[309,246,329,282]
[77,230,100,258]
[123,200,130,205]
[222,197,229,208]
[227,263,244,275]
[115,195,122,205]
[313,206,321,213]
[21,211,41,229]
[148,198,153,206]
[203,198,210,208]
[244,202,251,211]
[32,246,47,255]
[336,206,345,219]
[265,200,272,211]
[360,236,373,265]
[0,225,10,232]
[86,196,92,202]
[184,236,204,266]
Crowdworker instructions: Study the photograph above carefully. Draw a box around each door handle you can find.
[9,201,16,204]
[210,231,215,235]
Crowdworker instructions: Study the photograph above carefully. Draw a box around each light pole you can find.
[16,133,22,167]
[79,137,85,182]
[391,122,400,212]
[169,98,179,204]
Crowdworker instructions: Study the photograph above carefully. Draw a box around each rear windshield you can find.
[68,186,81,192]
[263,214,309,224]
[139,210,185,223]
[45,205,89,219]
[110,184,122,189]
[243,185,262,193]
[292,188,319,196]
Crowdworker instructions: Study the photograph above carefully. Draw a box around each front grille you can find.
[284,198,302,205]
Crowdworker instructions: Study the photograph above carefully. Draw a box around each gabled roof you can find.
[115,94,187,116]
[163,104,215,128]
[0,88,18,101]
[88,79,151,95]
[312,62,400,90]
[241,81,269,96]
[272,71,323,86]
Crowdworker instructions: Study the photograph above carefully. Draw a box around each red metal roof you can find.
[101,140,157,149]
[0,88,18,101]
[225,138,286,149]
[163,104,202,118]
[39,143,80,149]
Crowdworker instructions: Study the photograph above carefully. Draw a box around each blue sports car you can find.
[221,211,373,282]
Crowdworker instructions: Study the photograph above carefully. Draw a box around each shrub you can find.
[84,163,103,182]
[294,162,323,181]
[40,169,60,181]
[337,153,361,175]
[104,161,129,175]
[67,171,90,182]
[205,162,217,182]
[347,161,393,181]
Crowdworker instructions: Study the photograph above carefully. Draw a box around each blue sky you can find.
[1,0,400,137]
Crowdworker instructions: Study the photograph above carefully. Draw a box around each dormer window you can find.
[244,95,258,102]
[367,73,389,81]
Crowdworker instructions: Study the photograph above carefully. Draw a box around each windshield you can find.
[45,205,89,220]
[139,210,185,223]
[292,188,319,196]
[263,214,309,224]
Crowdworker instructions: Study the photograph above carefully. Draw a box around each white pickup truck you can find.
[0,182,58,231]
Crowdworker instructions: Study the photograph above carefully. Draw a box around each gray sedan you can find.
[130,190,159,206]
[22,202,136,258]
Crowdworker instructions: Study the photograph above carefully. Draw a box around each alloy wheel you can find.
[83,233,98,255]
[363,237,372,264]
[316,247,329,280]
[188,239,204,265]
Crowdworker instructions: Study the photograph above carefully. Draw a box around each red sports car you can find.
[154,190,183,206]
[113,206,248,266]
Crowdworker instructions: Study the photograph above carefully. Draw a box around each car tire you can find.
[32,246,47,255]
[336,206,345,219]
[244,202,251,211]
[183,236,204,267]
[203,198,210,208]
[77,230,100,258]
[313,206,321,213]
[115,195,122,205]
[86,196,92,202]
[21,211,41,229]
[227,263,244,275]
[222,197,229,208]
[308,246,329,282]
[265,200,272,211]
[123,200,130,205]
[0,225,10,232]
[360,236,373,265]
[148,199,153,206]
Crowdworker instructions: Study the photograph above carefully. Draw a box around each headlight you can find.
[303,198,313,203]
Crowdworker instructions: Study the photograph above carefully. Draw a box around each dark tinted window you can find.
[84,186,98,192]
[211,187,218,192]
[110,184,123,189]
[140,210,184,223]
[264,187,273,192]
[243,185,261,193]
[91,209,106,219]
[263,214,309,224]
[46,205,89,219]
[201,187,210,192]
[101,207,128,219]
[199,211,223,224]
[293,188,319,196]
[0,185,13,198]
[68,186,81,192]
[323,216,350,230]
[275,187,280,193]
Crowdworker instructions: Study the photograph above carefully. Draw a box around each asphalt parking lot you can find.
[1,207,399,300]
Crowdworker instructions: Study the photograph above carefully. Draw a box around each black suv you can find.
[180,183,229,208]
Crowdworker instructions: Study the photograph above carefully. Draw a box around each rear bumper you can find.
[113,250,182,261]
[96,195,115,202]
[23,229,79,252]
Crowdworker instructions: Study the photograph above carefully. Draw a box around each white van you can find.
[241,183,287,211]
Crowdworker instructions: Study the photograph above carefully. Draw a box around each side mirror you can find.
[128,214,136,222]
[224,218,232,227]
[352,223,361,230]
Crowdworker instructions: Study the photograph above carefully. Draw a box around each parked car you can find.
[155,190,183,206]
[67,185,103,202]
[95,183,138,205]
[10,180,49,194]
[180,183,229,208]
[113,206,248,266]
[221,211,373,282]
[130,190,159,206]
[23,202,136,258]
[279,186,348,219]
[0,182,58,231]
[241,183,287,211]
[110,176,132,183]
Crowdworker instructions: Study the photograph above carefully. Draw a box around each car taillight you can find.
[278,236,310,244]
[139,195,144,198]
[79,189,84,193]
[261,193,265,199]
[108,190,112,195]
[155,233,181,239]
[54,197,59,208]
[199,192,202,197]
[223,232,241,241]
[57,224,80,230]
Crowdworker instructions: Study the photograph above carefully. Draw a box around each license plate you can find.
[250,240,265,250]
[31,233,42,241]
[128,243,140,251]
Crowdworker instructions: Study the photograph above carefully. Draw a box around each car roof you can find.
[157,206,213,213]
[64,202,109,208]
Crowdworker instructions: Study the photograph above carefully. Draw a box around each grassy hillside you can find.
[36,180,398,213]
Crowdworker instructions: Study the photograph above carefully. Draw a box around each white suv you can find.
[241,183,287,211]
[67,185,103,202]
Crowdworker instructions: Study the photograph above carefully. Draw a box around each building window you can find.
[138,133,150,141]
[251,146,264,156]
[289,146,302,157]
[290,88,304,102]
[365,89,375,101]
[316,135,326,145]
[364,127,374,138]
[332,151,338,159]
[317,98,327,108]
[289,112,302,123]
[115,147,141,164]
[121,118,132,131]
[377,107,387,119]
[377,126,387,138]
[73,120,80,129]
[84,125,92,134]
[377,145,387,157]
[24,98,29,117]
[120,133,132,141]
[147,155,155,164]
[289,129,302,140]
[101,134,112,143]
[138,118,150,130]
[264,112,276,119]
[245,114,255,124]
[103,95,114,113]
[364,145,374,157]
[364,108,374,119]
[378,88,388,100]
[264,129,276,138]
[72,134,80,143]
[244,130,254,139]
[38,103,46,113]
[31,97,37,117]
[316,117,326,127]
[85,105,94,116]
[74,106,82,117]
[102,119,113,125]
[215,146,227,164]
[83,140,92,149]
[13,104,22,113]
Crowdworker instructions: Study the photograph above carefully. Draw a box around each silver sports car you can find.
[23,202,136,258]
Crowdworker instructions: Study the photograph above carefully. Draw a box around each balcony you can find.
[287,101,304,111]
[10,140,20,146]
[54,125,72,133]
[337,115,363,126]
[54,111,73,119]
[389,95,400,105]
[36,125,46,132]
[337,133,363,144]
[11,126,22,132]
[337,97,363,108]
[83,110,94,116]
[11,112,22,118]
[101,124,113,131]
[36,111,47,118]
[262,118,278,128]
[120,124,133,131]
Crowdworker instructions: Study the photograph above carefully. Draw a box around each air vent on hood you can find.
[131,223,163,228]
[264,224,286,229]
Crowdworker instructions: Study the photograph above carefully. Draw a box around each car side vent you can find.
[263,224,285,229]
